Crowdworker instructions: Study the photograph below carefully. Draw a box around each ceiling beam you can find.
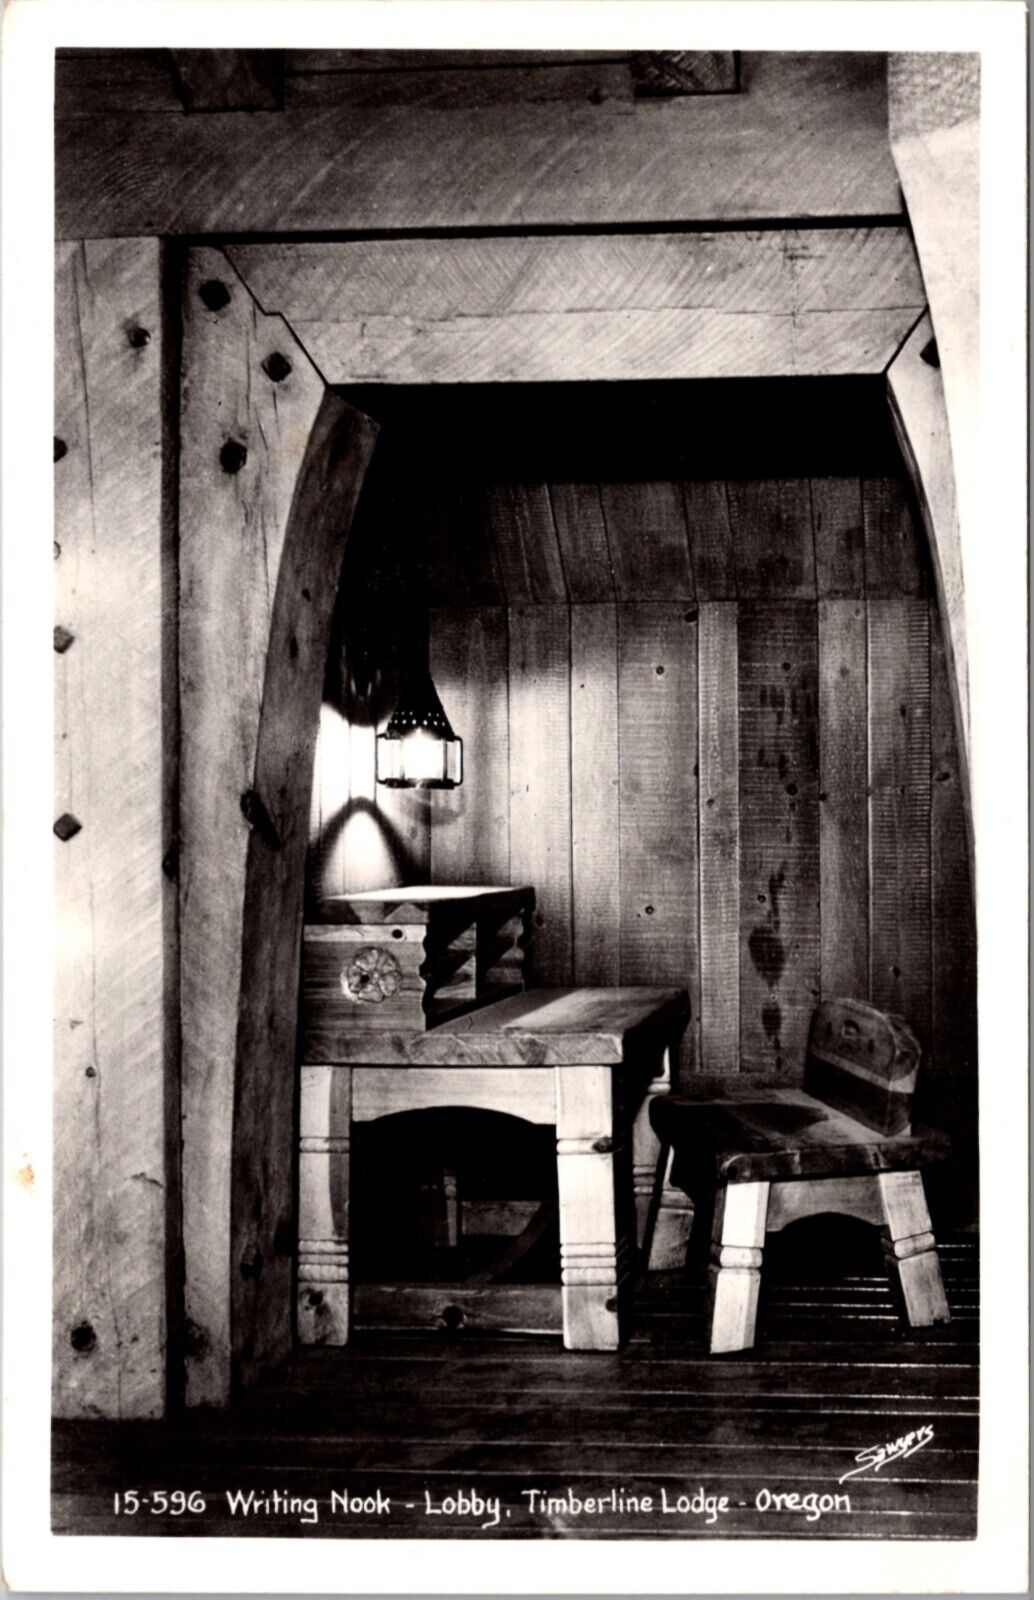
[228,226,924,385]
[56,53,900,239]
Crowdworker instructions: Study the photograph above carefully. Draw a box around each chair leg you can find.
[642,1142,695,1271]
[877,1170,950,1327]
[707,1181,770,1354]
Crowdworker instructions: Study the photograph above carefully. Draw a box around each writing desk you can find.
[297,987,691,1350]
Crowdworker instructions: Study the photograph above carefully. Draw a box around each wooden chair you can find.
[648,999,952,1353]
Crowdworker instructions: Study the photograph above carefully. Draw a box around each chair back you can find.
[804,999,921,1136]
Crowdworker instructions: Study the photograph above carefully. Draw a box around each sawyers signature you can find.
[839,1424,935,1483]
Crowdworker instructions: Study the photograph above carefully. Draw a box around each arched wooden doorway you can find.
[178,229,973,1408]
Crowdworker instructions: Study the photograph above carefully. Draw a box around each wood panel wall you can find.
[307,468,976,1090]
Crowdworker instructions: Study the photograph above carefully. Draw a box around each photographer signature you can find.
[839,1423,935,1483]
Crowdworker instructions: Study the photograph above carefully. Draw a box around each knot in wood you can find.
[341,946,402,1004]
[53,437,67,462]
[69,1320,96,1354]
[220,438,248,475]
[262,351,292,383]
[127,326,151,349]
[198,278,231,312]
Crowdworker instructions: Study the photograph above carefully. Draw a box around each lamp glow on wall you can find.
[375,660,463,789]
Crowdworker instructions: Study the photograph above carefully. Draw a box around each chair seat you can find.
[651,1083,951,1187]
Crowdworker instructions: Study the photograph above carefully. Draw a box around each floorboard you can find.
[52,1229,978,1541]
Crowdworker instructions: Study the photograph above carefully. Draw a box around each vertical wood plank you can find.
[179,247,376,1403]
[570,605,620,984]
[862,475,924,595]
[682,480,737,600]
[738,601,820,1076]
[53,238,168,1419]
[812,477,865,596]
[429,606,511,886]
[697,602,740,1072]
[488,484,567,603]
[508,606,572,983]
[929,602,975,1075]
[600,482,695,600]
[728,479,816,598]
[867,597,931,1044]
[424,480,504,608]
[549,483,615,601]
[618,604,699,1074]
[818,598,869,999]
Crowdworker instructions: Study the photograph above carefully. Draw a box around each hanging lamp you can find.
[375,659,463,789]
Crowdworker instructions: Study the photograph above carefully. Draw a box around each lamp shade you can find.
[376,663,463,789]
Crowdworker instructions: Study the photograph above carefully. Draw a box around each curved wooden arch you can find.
[179,247,377,1405]
[887,314,972,871]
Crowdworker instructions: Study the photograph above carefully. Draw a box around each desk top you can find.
[302,986,690,1066]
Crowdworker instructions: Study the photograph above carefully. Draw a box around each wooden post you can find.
[554,1065,632,1350]
[53,238,170,1419]
[179,247,377,1405]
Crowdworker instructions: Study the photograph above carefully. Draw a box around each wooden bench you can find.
[297,986,690,1351]
[649,998,952,1353]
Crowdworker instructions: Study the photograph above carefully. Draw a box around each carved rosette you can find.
[340,946,402,1004]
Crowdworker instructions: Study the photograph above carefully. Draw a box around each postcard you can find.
[2,1,1027,1593]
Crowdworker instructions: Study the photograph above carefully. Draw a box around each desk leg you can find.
[634,1047,694,1270]
[555,1064,632,1351]
[297,1065,351,1345]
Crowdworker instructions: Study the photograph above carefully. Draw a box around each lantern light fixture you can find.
[375,662,463,789]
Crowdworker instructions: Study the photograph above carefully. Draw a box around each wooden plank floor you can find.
[52,1227,978,1541]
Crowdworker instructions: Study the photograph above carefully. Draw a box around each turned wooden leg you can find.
[707,1181,770,1354]
[878,1170,950,1327]
[634,1048,694,1270]
[297,1065,351,1345]
[555,1064,633,1351]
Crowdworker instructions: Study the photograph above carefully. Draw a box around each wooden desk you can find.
[297,987,691,1351]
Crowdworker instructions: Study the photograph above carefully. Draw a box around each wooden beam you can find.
[56,51,184,115]
[53,239,169,1418]
[283,50,632,73]
[887,314,971,863]
[227,227,923,385]
[169,50,283,112]
[630,51,737,95]
[179,247,377,1405]
[284,61,633,111]
[57,53,900,238]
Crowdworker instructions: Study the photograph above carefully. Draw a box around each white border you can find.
[2,2,1028,1594]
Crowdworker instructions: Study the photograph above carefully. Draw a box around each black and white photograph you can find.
[1,1,1027,1593]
